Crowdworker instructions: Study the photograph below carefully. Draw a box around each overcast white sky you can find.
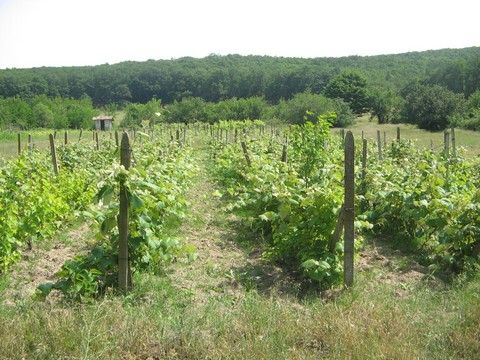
[0,0,478,69]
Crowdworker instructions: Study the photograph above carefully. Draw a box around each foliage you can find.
[211,117,361,286]
[0,95,96,130]
[401,83,466,130]
[369,86,403,124]
[0,141,108,272]
[362,140,480,275]
[122,98,162,128]
[428,56,480,97]
[38,139,197,300]
[271,91,354,127]
[323,71,371,115]
[1,49,480,107]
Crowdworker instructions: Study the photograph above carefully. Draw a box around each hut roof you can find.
[92,116,114,121]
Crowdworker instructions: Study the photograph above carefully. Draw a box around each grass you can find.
[347,116,480,156]
[1,270,479,359]
[0,124,479,359]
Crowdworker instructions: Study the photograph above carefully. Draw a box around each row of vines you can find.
[211,116,480,285]
[1,117,479,301]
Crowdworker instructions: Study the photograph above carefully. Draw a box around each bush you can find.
[271,91,354,127]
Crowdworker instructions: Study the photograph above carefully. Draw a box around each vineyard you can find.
[0,118,479,359]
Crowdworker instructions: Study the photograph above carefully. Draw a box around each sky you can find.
[0,0,478,69]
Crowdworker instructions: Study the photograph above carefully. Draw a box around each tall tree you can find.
[323,71,371,115]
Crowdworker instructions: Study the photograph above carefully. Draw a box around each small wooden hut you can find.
[92,116,114,131]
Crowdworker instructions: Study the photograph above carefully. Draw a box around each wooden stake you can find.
[361,138,367,181]
[444,130,450,155]
[241,141,252,167]
[28,134,32,156]
[451,128,456,156]
[118,132,132,293]
[49,134,59,175]
[344,131,355,288]
[17,133,21,156]
[376,130,382,161]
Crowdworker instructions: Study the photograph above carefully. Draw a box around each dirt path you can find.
[169,140,299,303]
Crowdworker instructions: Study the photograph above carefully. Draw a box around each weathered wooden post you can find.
[49,134,59,175]
[396,127,401,141]
[28,133,32,156]
[344,131,355,288]
[118,132,132,293]
[451,128,456,157]
[377,130,383,161]
[361,138,367,181]
[78,129,83,143]
[64,131,68,145]
[241,141,252,167]
[95,131,99,150]
[444,130,450,155]
[17,133,21,156]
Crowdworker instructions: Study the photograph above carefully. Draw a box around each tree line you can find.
[1,47,480,131]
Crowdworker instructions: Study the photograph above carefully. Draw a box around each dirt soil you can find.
[3,222,91,304]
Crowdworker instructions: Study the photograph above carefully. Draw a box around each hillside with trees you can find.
[1,47,480,130]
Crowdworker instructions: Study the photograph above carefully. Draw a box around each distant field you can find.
[347,116,480,156]
[1,117,480,160]
[0,129,109,161]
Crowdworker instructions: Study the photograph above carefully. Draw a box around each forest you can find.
[1,47,480,131]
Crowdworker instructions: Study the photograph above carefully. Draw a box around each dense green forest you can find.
[1,47,480,130]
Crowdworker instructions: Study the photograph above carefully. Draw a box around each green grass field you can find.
[348,116,480,156]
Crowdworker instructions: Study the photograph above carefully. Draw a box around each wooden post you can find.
[49,134,59,175]
[377,130,382,161]
[118,132,132,293]
[444,130,450,155]
[28,134,32,155]
[281,144,288,163]
[451,128,456,156]
[361,138,367,181]
[64,131,68,145]
[78,129,83,142]
[17,133,21,155]
[397,127,401,141]
[344,131,355,288]
[241,141,252,167]
[95,132,100,150]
